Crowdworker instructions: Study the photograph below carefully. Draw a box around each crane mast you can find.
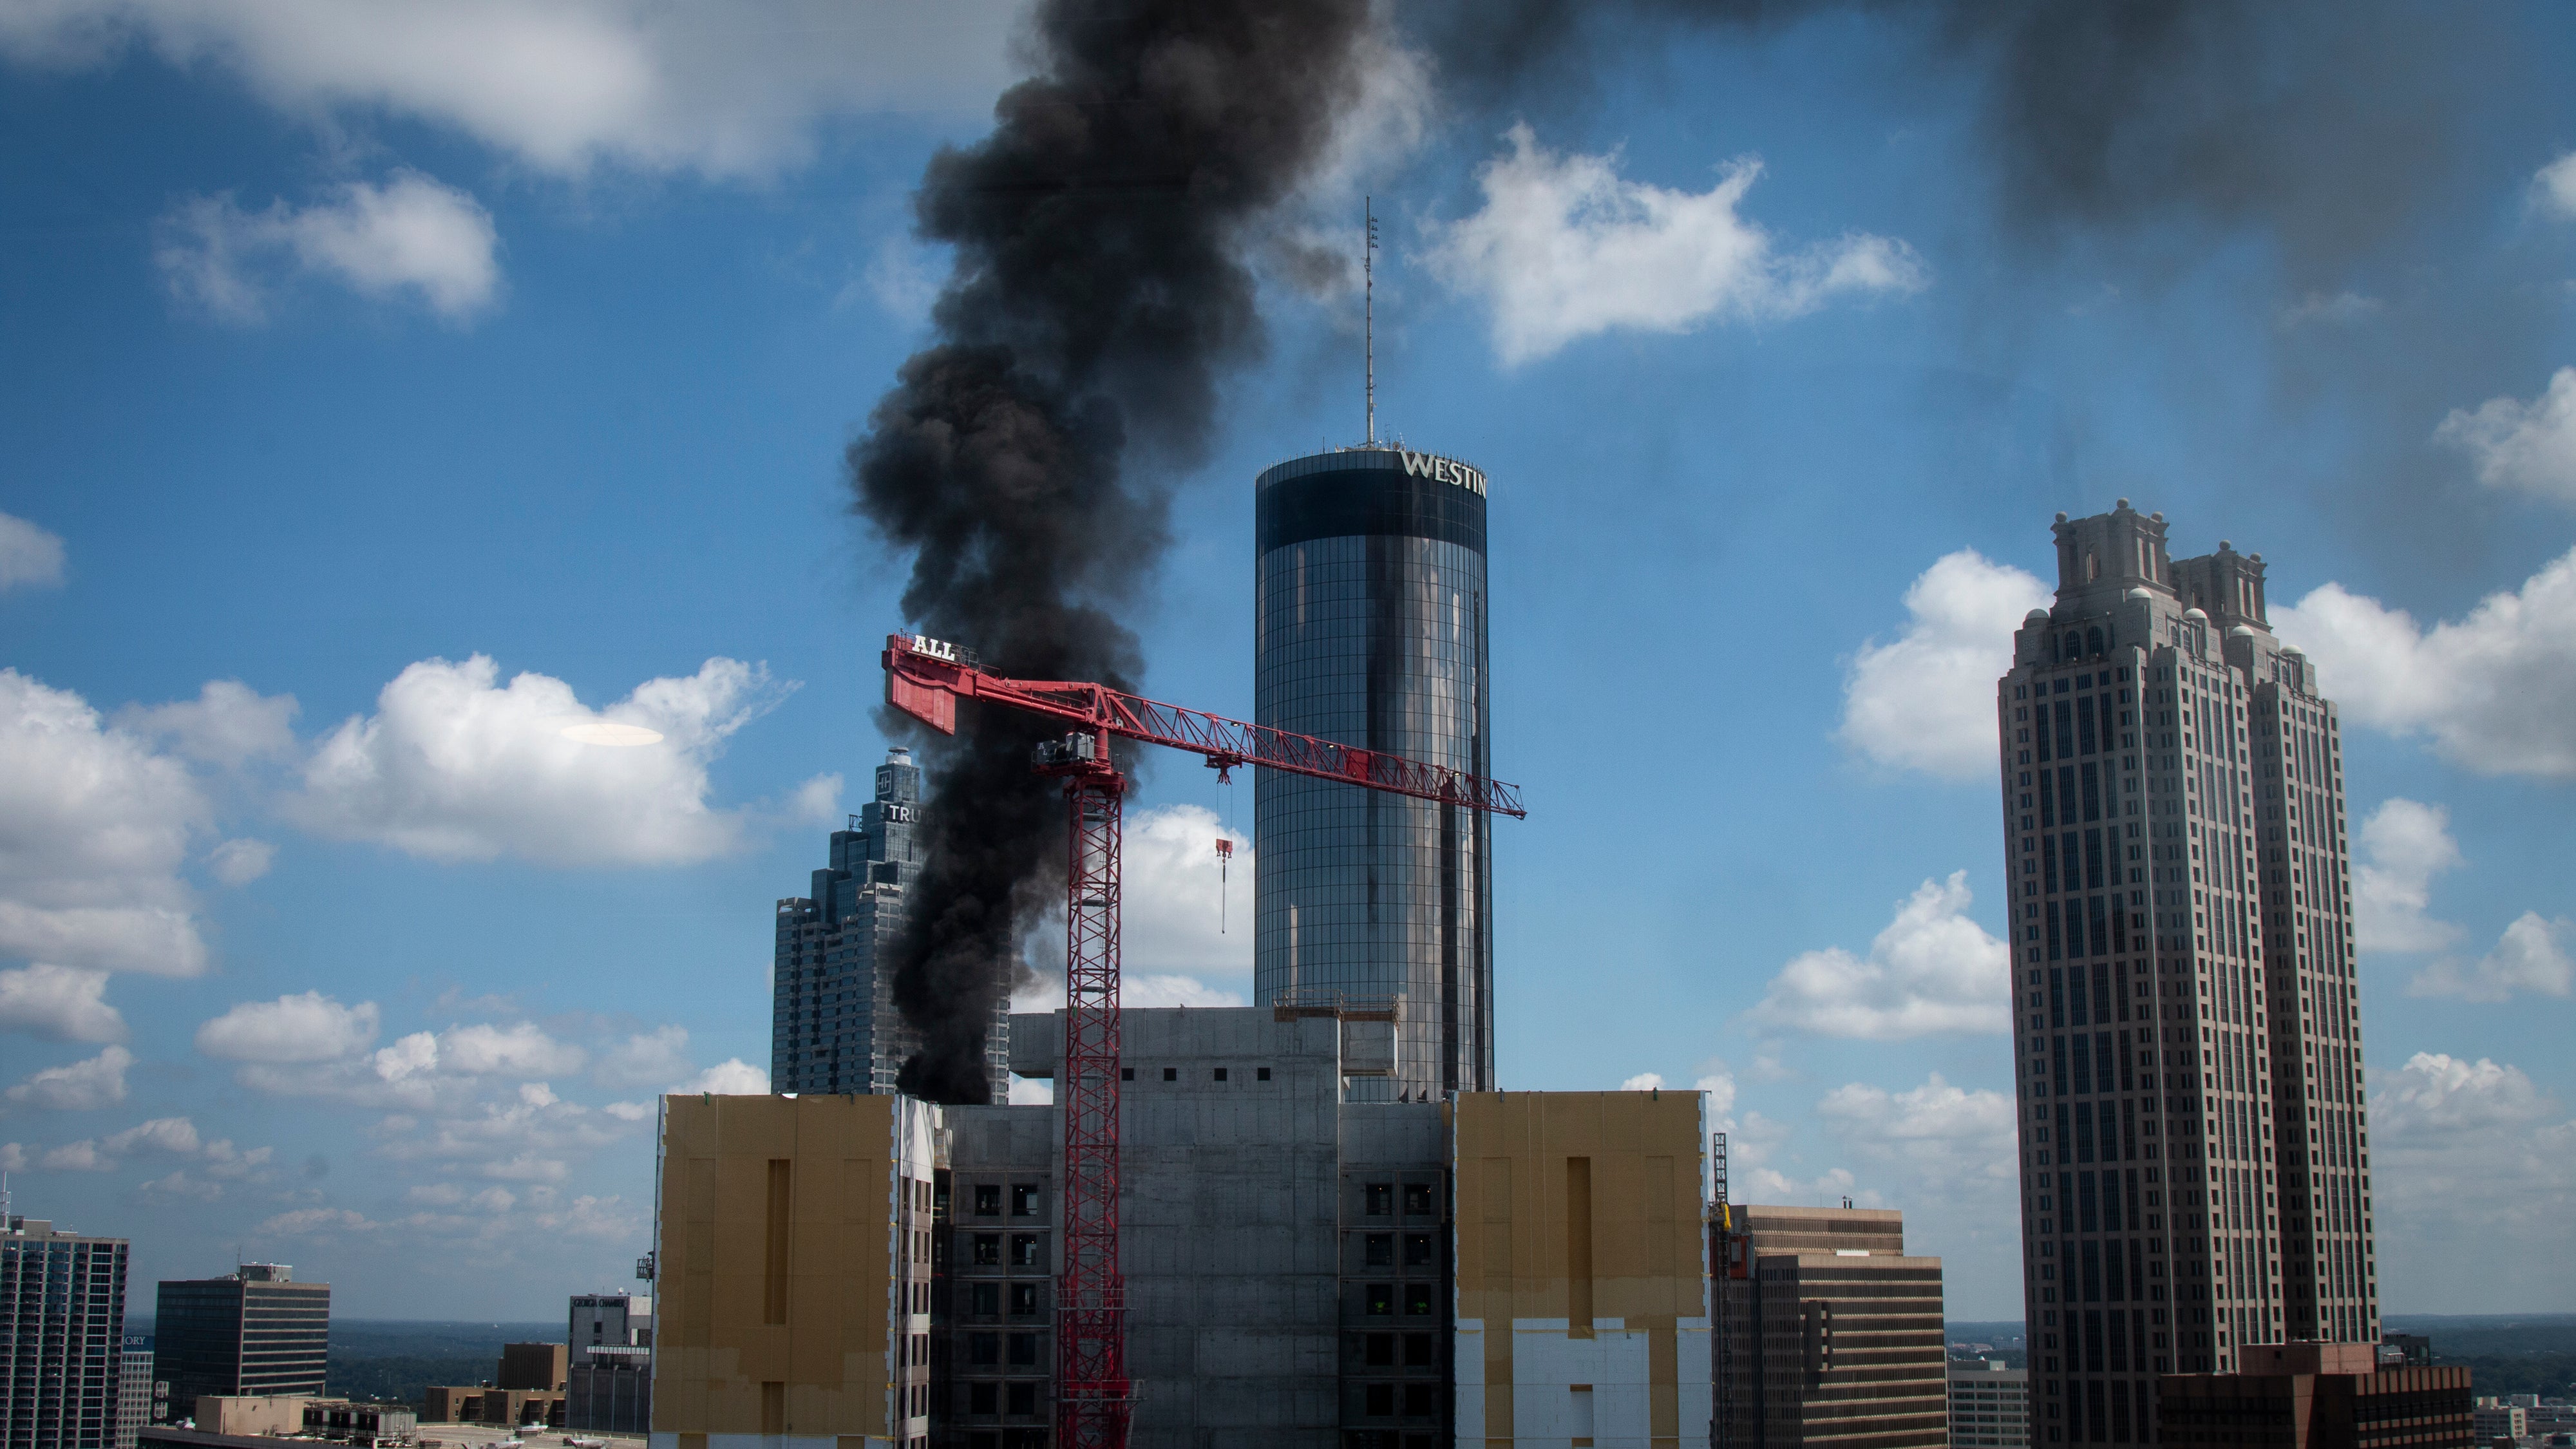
[881,634,1525,1448]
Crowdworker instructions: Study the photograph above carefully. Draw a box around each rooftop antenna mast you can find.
[1365,196,1378,446]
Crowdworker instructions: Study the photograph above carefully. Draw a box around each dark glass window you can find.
[1405,1284,1434,1316]
[1009,1283,1039,1316]
[1366,1384,1396,1417]
[1011,1185,1040,1217]
[1162,1067,1177,1082]
[1007,1334,1037,1367]
[1365,1184,1393,1215]
[1403,1234,1433,1267]
[1402,1183,1434,1216]
[971,1283,999,1316]
[1405,1334,1435,1367]
[1010,1235,1040,1267]
[1365,1234,1394,1267]
[969,1382,998,1414]
[974,1184,1001,1216]
[1213,1066,1229,1081]
[1365,1284,1394,1316]
[968,1332,999,1367]
[1006,1383,1037,1417]
[972,1235,1001,1266]
[1256,1066,1271,1081]
[1366,1333,1396,1367]
[1403,1385,1437,1417]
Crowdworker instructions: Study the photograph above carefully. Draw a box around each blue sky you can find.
[3,3,2573,1321]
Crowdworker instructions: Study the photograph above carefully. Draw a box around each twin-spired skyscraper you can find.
[1998,502,2378,1448]
[1253,444,1496,1102]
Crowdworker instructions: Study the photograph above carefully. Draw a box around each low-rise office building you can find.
[2157,1342,2472,1449]
[153,1265,328,1424]
[1710,1204,1947,1449]
[1952,1360,2033,1449]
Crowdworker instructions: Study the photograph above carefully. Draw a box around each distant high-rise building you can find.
[115,1335,160,1448]
[1949,1359,2031,1449]
[1,1212,129,1449]
[566,1293,650,1434]
[1710,1205,1947,1449]
[153,1264,328,1423]
[771,746,1006,1097]
[1253,444,1495,1102]
[1998,504,2380,1446]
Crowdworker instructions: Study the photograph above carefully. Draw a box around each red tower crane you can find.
[881,633,1526,1449]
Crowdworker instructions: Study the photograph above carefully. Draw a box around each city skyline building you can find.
[770,747,1009,1099]
[151,1264,328,1424]
[1,1211,129,1449]
[1997,503,2378,1448]
[1253,444,1495,1103]
[115,1334,160,1449]
[1709,1205,1947,1449]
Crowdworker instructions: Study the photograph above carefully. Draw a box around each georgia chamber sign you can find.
[1397,449,1487,496]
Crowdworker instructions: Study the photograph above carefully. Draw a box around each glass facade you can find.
[151,1267,326,1423]
[773,748,1010,1098]
[1253,447,1493,1102]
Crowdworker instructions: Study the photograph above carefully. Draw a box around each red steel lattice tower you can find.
[882,633,1525,1448]
[1045,736,1130,1448]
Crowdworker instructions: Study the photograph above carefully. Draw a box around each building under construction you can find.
[647,1007,1715,1449]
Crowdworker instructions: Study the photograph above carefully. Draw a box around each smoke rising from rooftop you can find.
[846,0,1378,1102]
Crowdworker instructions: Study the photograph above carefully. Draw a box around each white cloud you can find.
[0,965,125,1042]
[158,173,502,325]
[1122,804,1253,977]
[861,235,945,324]
[1620,1072,1666,1092]
[1124,974,1248,1009]
[208,838,276,886]
[1428,124,1925,366]
[287,654,795,865]
[2277,290,2383,328]
[0,0,1021,178]
[374,1031,440,1083]
[2435,368,2576,505]
[676,1059,768,1095]
[1748,873,2009,1039]
[2275,548,2576,779]
[1841,550,2053,779]
[258,1206,381,1235]
[2352,799,2463,952]
[440,1021,587,1077]
[0,511,66,590]
[592,1025,692,1090]
[196,992,382,1065]
[1814,1073,2018,1189]
[0,1142,25,1171]
[2533,152,2576,221]
[2368,1052,2576,1308]
[2409,913,2575,1003]
[26,1111,210,1171]
[1007,1075,1052,1106]
[137,1168,225,1201]
[5,1045,133,1110]
[0,670,211,975]
[116,680,298,768]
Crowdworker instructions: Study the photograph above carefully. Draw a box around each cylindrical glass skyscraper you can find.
[1254,444,1493,1101]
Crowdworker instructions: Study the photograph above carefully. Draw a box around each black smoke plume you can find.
[853,0,2503,1103]
[848,1,1378,1103]
[1427,0,2490,287]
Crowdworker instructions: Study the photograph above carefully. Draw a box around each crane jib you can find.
[881,633,1526,818]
